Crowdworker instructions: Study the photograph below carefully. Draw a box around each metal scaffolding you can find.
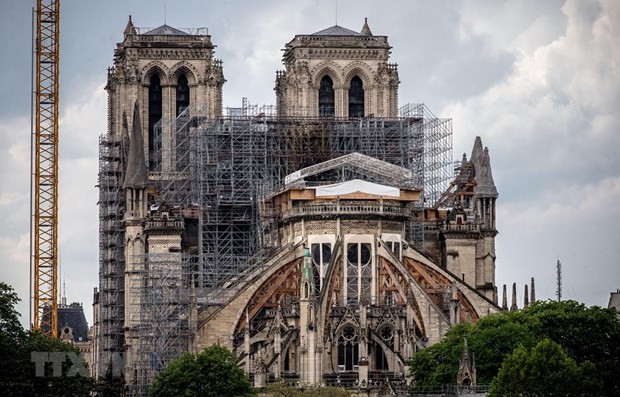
[148,102,451,291]
[128,253,193,396]
[97,101,452,394]
[96,136,126,377]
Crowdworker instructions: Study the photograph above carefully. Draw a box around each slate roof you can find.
[143,24,189,36]
[58,304,89,342]
[311,25,364,36]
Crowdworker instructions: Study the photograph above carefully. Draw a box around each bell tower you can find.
[276,18,400,118]
[106,16,225,174]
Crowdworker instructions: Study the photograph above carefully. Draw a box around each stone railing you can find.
[283,203,410,220]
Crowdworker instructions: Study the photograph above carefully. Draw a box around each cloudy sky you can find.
[1,0,618,327]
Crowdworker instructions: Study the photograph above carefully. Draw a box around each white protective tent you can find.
[314,179,400,197]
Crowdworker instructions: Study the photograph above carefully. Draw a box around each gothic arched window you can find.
[348,76,364,118]
[346,242,372,304]
[375,326,394,371]
[176,74,190,116]
[148,74,163,170]
[311,242,332,293]
[337,325,359,371]
[318,75,335,117]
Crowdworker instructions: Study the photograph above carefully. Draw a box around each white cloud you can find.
[497,176,620,306]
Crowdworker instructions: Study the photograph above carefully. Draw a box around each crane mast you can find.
[32,0,60,337]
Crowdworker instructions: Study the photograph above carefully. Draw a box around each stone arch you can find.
[170,61,200,85]
[141,61,170,85]
[343,63,373,117]
[335,322,360,371]
[369,329,403,372]
[232,256,304,337]
[342,62,374,88]
[311,62,343,88]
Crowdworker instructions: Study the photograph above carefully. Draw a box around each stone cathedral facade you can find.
[94,16,500,396]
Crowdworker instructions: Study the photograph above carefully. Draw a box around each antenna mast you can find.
[556,257,562,301]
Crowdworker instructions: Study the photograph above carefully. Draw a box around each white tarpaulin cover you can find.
[314,179,400,197]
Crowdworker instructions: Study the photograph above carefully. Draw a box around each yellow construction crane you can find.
[32,0,60,338]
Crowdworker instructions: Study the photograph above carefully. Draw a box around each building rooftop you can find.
[142,24,189,36]
[310,24,364,36]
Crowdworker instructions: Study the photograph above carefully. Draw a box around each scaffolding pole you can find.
[128,253,192,396]
[148,103,452,294]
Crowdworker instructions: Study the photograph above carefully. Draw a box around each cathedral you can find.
[93,16,500,396]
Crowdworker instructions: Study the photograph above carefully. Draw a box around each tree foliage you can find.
[0,282,93,396]
[410,300,620,395]
[149,344,254,397]
[93,362,125,397]
[489,339,603,397]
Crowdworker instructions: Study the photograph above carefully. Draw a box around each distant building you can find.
[93,16,501,396]
[43,301,93,374]
[609,289,620,317]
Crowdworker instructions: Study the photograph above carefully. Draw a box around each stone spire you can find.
[123,101,148,189]
[502,284,508,310]
[510,283,518,311]
[360,17,373,36]
[457,337,476,386]
[471,136,483,165]
[471,137,498,198]
[524,284,529,308]
[531,277,536,303]
[124,15,137,37]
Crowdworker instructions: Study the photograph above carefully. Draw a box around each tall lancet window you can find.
[348,76,364,118]
[176,74,190,116]
[318,75,335,117]
[148,74,163,170]
[346,242,372,304]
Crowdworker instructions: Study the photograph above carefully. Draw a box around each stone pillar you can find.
[358,357,369,391]
[524,284,529,308]
[244,328,250,374]
[510,283,518,311]
[273,328,282,379]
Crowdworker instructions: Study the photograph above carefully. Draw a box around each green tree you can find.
[467,309,541,383]
[0,282,28,394]
[93,362,126,397]
[410,300,620,394]
[410,322,472,387]
[0,282,93,396]
[149,344,254,397]
[489,339,603,397]
[24,330,94,396]
[527,300,620,396]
